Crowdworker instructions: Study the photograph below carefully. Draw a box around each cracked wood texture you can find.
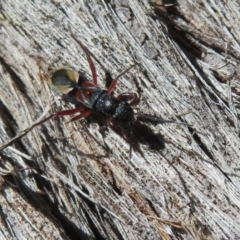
[0,1,240,239]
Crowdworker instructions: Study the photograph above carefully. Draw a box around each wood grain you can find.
[0,0,240,239]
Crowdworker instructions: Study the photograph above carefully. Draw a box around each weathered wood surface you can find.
[0,0,240,239]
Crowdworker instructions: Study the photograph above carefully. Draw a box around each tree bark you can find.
[0,0,240,239]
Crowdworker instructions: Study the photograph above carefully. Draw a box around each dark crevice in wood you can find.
[0,100,18,137]
[188,127,233,183]
[82,207,107,240]
[2,170,96,240]
[0,56,34,105]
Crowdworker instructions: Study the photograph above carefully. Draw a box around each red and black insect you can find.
[0,33,189,154]
[36,34,140,148]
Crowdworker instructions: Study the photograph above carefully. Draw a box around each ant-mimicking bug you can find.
[0,33,190,156]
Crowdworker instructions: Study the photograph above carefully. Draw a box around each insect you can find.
[0,33,190,155]
[43,35,139,151]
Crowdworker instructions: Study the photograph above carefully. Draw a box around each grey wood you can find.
[0,0,240,239]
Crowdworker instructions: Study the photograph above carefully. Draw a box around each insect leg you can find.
[32,107,86,127]
[0,107,89,151]
[107,65,135,94]
[107,118,126,139]
[107,117,143,158]
[69,109,92,122]
[117,92,139,106]
[71,34,98,85]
